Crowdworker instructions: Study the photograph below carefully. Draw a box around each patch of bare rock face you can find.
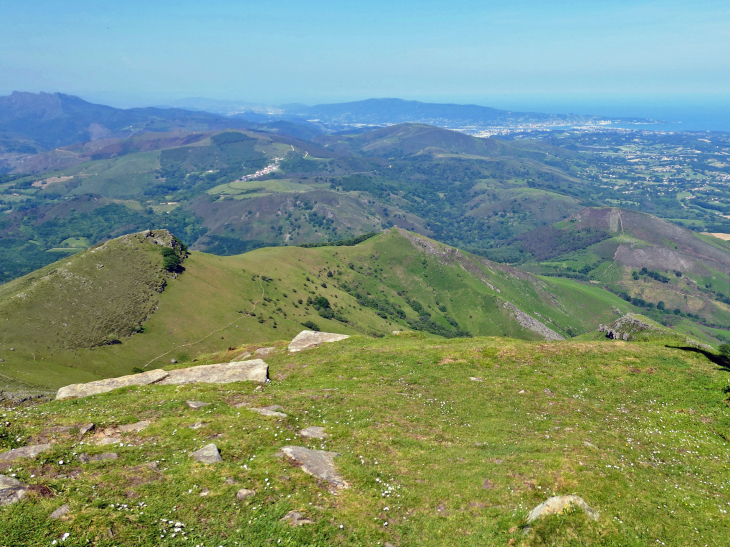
[55,360,269,400]
[288,331,350,353]
[0,443,52,462]
[0,475,28,506]
[502,302,564,341]
[280,446,348,489]
[526,495,599,524]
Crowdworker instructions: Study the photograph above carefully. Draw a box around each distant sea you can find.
[487,97,730,133]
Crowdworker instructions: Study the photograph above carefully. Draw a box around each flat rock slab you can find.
[56,361,269,400]
[526,495,599,524]
[299,426,327,439]
[117,420,150,433]
[288,331,350,353]
[0,475,28,506]
[191,443,223,464]
[157,360,269,386]
[254,347,276,357]
[280,510,313,526]
[246,405,287,418]
[186,400,211,409]
[280,446,348,488]
[49,504,70,519]
[56,369,168,400]
[96,437,122,446]
[0,443,52,462]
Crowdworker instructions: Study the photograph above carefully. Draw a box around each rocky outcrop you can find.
[598,314,657,341]
[280,446,348,488]
[0,443,52,462]
[502,302,564,341]
[526,495,599,523]
[56,360,269,400]
[0,475,28,506]
[288,331,350,353]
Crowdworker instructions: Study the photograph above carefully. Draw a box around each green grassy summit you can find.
[1,334,729,545]
[0,228,637,393]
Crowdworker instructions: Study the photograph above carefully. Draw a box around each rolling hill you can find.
[0,227,641,394]
[514,207,730,341]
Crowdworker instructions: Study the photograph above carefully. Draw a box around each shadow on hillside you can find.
[667,345,730,371]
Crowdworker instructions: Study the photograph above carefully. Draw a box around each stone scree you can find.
[56,360,269,400]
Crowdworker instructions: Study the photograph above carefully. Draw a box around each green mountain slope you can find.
[2,333,729,545]
[516,207,730,340]
[0,228,637,392]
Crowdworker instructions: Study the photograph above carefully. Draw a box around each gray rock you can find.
[0,443,52,462]
[469,377,483,382]
[0,475,28,506]
[171,359,177,364]
[157,360,269,386]
[248,405,287,418]
[526,495,599,524]
[49,504,71,519]
[199,488,209,497]
[96,437,122,446]
[254,347,276,357]
[191,444,223,464]
[288,331,350,353]
[78,423,95,437]
[117,420,150,433]
[583,441,599,450]
[56,360,269,400]
[56,369,169,400]
[186,400,211,409]
[280,510,313,526]
[280,446,348,488]
[190,421,207,430]
[236,488,256,501]
[299,426,327,439]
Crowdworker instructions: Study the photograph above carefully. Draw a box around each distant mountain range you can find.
[0,92,655,154]
[168,97,656,131]
[278,98,652,128]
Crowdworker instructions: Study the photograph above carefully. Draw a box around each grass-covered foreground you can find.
[2,333,730,546]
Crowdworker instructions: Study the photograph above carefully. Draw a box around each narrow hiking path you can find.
[141,274,268,369]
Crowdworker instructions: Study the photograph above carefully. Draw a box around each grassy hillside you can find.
[0,228,638,392]
[2,333,730,545]
[516,207,730,342]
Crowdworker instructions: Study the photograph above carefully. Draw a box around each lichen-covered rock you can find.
[526,495,599,524]
[0,443,52,462]
[299,426,327,439]
[236,488,256,501]
[191,444,223,464]
[280,446,348,488]
[0,475,28,506]
[157,360,269,386]
[56,369,169,400]
[56,360,269,400]
[288,331,350,353]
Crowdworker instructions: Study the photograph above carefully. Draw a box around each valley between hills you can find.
[2,93,730,546]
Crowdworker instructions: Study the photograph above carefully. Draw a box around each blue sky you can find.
[1,0,729,112]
